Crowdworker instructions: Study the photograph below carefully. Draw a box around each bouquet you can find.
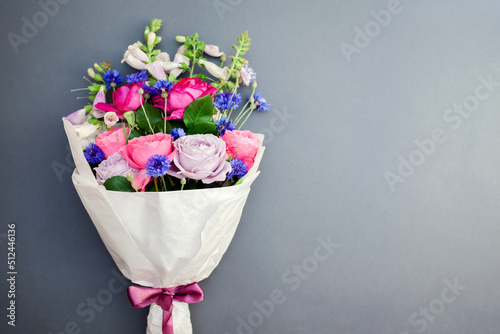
[63,19,270,334]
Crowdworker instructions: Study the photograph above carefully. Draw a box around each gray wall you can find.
[1,0,500,333]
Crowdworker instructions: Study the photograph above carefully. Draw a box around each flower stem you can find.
[140,99,154,133]
[164,97,168,133]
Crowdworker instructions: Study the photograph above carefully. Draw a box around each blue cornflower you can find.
[227,158,248,179]
[153,80,174,91]
[84,143,105,164]
[103,69,124,89]
[170,128,186,140]
[252,92,271,111]
[126,70,148,84]
[142,83,160,97]
[146,155,171,178]
[213,92,242,112]
[216,117,235,136]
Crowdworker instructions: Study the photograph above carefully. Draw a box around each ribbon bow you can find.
[128,282,204,334]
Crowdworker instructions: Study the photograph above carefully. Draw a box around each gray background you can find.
[1,0,500,333]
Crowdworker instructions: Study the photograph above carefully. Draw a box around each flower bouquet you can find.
[63,19,270,334]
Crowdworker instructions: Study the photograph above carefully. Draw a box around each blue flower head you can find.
[126,70,148,84]
[214,92,242,112]
[227,158,248,179]
[103,69,124,89]
[84,143,105,164]
[146,155,171,178]
[142,83,160,97]
[216,117,235,136]
[252,92,271,111]
[153,80,174,91]
[170,128,186,140]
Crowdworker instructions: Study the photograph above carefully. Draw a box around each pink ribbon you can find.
[128,283,204,334]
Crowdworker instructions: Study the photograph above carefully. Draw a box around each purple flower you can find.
[170,128,186,140]
[252,92,271,111]
[146,154,171,178]
[227,158,248,179]
[94,152,139,185]
[214,92,241,111]
[84,143,105,164]
[167,134,231,184]
[216,117,235,136]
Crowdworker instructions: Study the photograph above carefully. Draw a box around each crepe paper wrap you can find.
[128,283,204,334]
[63,119,265,334]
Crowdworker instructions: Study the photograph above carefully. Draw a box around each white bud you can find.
[148,32,156,46]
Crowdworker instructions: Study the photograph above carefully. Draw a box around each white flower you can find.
[204,44,225,57]
[91,85,107,118]
[74,122,104,149]
[199,59,228,80]
[145,60,167,81]
[65,108,87,125]
[104,112,119,128]
[160,46,190,78]
[122,42,149,70]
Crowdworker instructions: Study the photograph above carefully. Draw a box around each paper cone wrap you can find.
[63,119,265,333]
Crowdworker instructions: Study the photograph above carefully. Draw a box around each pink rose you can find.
[95,83,144,118]
[118,133,174,191]
[152,77,216,120]
[94,127,129,158]
[222,130,260,169]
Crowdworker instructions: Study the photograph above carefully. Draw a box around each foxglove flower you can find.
[240,65,256,86]
[122,42,149,70]
[104,112,119,127]
[199,59,228,80]
[204,44,225,57]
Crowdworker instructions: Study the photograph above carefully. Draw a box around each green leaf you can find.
[183,95,214,129]
[153,119,171,134]
[169,119,187,131]
[136,104,163,133]
[104,176,136,192]
[235,176,246,185]
[123,111,136,128]
[128,129,145,140]
[187,121,216,135]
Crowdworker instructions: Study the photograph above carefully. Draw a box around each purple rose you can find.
[94,153,139,185]
[167,134,231,184]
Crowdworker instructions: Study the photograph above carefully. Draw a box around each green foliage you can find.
[136,104,162,133]
[183,95,217,135]
[104,176,136,192]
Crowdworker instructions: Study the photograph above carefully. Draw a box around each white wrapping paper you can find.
[63,119,265,334]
